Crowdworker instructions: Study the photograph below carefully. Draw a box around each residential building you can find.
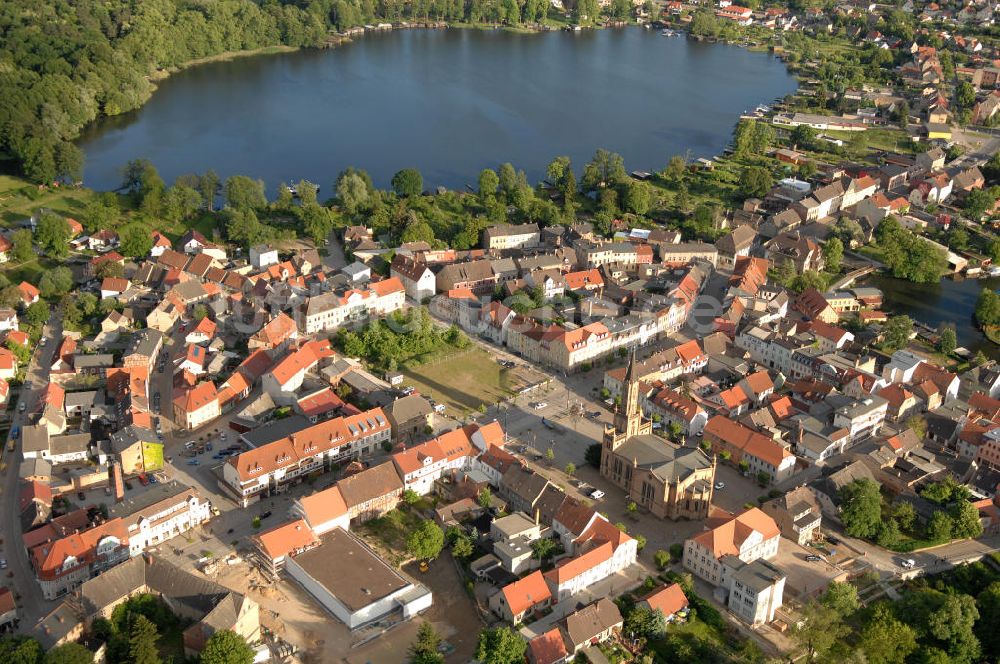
[302,278,405,334]
[682,508,780,586]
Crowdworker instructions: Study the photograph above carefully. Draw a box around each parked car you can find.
[18,402,25,413]
[900,558,916,569]
[220,432,227,440]
[187,459,200,466]
[805,555,822,562]
[533,402,548,410]
[589,489,605,500]
[826,536,841,546]
[77,492,86,501]
[260,510,272,519]
[185,441,196,449]
[0,560,7,570]
[714,482,726,490]
[206,442,213,451]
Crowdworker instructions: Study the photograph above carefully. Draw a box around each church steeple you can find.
[614,348,644,440]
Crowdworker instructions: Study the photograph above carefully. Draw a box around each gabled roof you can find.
[690,507,779,559]
[254,519,320,560]
[501,570,551,616]
[641,583,689,616]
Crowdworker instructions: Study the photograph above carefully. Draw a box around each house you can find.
[391,424,479,495]
[250,244,279,269]
[0,308,18,332]
[435,260,497,296]
[252,519,321,578]
[185,317,217,345]
[764,232,824,274]
[17,281,39,306]
[302,278,406,334]
[715,225,758,268]
[703,416,796,484]
[639,583,689,623]
[728,559,786,626]
[261,344,321,403]
[172,382,219,430]
[483,223,541,252]
[489,570,551,623]
[794,288,839,323]
[385,394,434,444]
[75,555,259,656]
[390,254,437,303]
[760,486,822,545]
[109,425,163,475]
[88,229,120,252]
[292,485,350,537]
[179,230,209,254]
[249,312,299,352]
[563,598,623,654]
[150,231,172,257]
[543,518,637,603]
[683,507,780,587]
[528,628,570,664]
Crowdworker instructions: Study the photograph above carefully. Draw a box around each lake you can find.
[867,273,1000,358]
[76,27,797,193]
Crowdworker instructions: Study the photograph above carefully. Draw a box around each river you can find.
[76,27,797,192]
[867,273,1000,358]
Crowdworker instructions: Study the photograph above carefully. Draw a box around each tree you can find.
[452,533,474,559]
[127,614,161,664]
[478,487,492,509]
[38,267,74,298]
[950,500,984,539]
[476,627,526,664]
[337,171,371,215]
[977,288,1000,328]
[927,510,953,542]
[402,489,420,505]
[790,270,827,293]
[224,175,267,210]
[407,520,445,561]
[409,622,444,664]
[654,549,671,569]
[10,229,34,263]
[392,168,423,197]
[792,602,849,661]
[585,443,602,468]
[0,636,43,664]
[43,642,94,664]
[976,581,1000,659]
[957,81,977,109]
[531,537,556,560]
[860,604,917,664]
[200,170,220,211]
[938,325,957,355]
[300,203,334,244]
[623,180,651,215]
[663,155,686,183]
[881,315,913,353]
[120,223,153,258]
[839,478,882,539]
[966,188,997,220]
[25,301,50,327]
[823,237,844,273]
[624,606,666,639]
[199,631,254,664]
[35,212,71,259]
[821,582,859,616]
[162,185,202,222]
[791,124,818,150]
[892,501,917,531]
[740,166,773,198]
[95,260,124,280]
[564,462,576,476]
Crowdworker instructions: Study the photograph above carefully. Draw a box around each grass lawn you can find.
[359,506,425,565]
[403,347,521,416]
[0,176,98,228]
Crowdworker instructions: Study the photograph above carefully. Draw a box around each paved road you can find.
[322,230,348,272]
[1,312,63,626]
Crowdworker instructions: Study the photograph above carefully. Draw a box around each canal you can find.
[866,273,1000,358]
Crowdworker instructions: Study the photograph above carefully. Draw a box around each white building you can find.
[111,484,212,557]
[302,278,406,334]
[284,528,432,629]
[683,508,780,587]
[727,559,786,626]
[250,244,279,269]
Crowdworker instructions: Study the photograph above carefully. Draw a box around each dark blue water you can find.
[76,28,797,192]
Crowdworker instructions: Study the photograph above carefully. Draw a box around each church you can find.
[600,351,717,520]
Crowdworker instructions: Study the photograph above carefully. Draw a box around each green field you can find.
[403,347,541,416]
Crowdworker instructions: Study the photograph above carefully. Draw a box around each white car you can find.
[900,558,916,569]
[184,441,196,450]
[714,482,726,490]
[18,402,26,413]
[533,402,548,410]
[589,489,605,500]
[0,559,7,569]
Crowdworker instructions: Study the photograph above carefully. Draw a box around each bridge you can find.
[828,265,877,291]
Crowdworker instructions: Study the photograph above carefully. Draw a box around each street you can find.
[1,312,63,623]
